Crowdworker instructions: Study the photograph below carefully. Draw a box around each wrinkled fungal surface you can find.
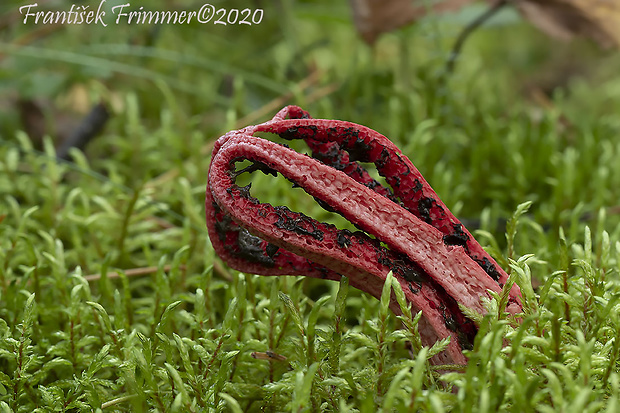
[205,105,522,365]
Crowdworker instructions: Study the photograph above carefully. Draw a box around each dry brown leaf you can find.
[515,0,620,48]
[349,0,475,44]
[351,0,620,49]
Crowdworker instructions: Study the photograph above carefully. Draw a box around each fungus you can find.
[205,106,522,364]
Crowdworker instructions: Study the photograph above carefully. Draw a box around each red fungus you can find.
[205,106,522,365]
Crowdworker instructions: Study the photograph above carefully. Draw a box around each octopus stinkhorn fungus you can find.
[205,106,522,365]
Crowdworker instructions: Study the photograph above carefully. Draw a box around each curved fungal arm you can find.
[206,106,522,365]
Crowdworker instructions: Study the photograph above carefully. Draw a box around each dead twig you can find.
[57,102,110,161]
[445,0,510,74]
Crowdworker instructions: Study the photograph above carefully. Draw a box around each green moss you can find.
[1,0,620,410]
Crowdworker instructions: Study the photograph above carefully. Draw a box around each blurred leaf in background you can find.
[351,0,620,49]
[519,0,620,49]
[350,0,474,44]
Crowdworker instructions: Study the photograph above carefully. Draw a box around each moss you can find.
[1,0,620,410]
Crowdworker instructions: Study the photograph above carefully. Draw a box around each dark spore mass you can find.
[375,148,390,169]
[265,242,280,258]
[236,229,275,267]
[417,197,435,224]
[336,229,353,248]
[235,161,278,177]
[238,184,252,199]
[346,137,371,163]
[412,179,423,193]
[476,257,502,282]
[273,206,324,241]
[280,125,318,141]
[443,223,470,249]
